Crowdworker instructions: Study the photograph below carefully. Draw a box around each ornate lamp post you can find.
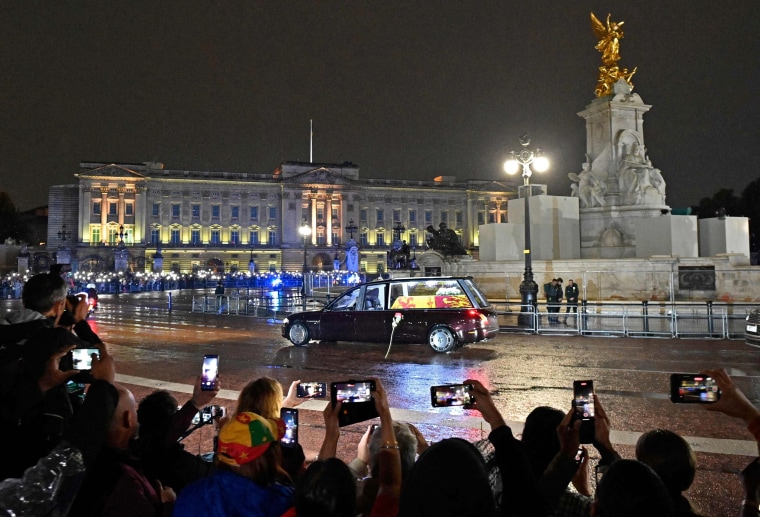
[504,134,549,325]
[392,221,405,242]
[118,225,125,246]
[57,224,70,245]
[299,220,312,308]
[299,220,312,273]
[344,219,358,240]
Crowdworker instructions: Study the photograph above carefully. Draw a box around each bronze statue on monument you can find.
[591,12,637,97]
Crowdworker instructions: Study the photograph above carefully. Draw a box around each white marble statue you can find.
[617,142,666,205]
[569,160,607,208]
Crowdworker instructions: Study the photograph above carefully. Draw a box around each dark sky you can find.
[1,1,758,211]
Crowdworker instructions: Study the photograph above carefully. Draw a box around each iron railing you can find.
[494,301,756,340]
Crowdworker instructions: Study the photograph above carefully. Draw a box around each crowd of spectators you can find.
[1,271,760,516]
[1,269,365,300]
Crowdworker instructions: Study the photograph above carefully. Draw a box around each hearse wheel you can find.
[428,325,457,353]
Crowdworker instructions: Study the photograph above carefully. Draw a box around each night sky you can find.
[1,1,758,212]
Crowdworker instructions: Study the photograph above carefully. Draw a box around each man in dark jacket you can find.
[544,278,563,324]
[563,279,580,325]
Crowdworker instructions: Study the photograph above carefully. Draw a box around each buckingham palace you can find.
[45,160,515,275]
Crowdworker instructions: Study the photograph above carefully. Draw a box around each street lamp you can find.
[118,225,125,246]
[392,221,406,242]
[504,134,549,325]
[299,220,312,309]
[299,220,312,272]
[345,219,358,240]
[57,224,70,245]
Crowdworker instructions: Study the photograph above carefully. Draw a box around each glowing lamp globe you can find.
[503,159,520,175]
[533,156,550,172]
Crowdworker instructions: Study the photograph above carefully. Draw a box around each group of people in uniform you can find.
[543,278,580,325]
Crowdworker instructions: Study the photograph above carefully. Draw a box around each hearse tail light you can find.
[468,309,488,324]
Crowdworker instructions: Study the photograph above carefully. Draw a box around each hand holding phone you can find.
[331,380,379,427]
[280,408,298,447]
[331,380,376,404]
[573,380,596,444]
[297,382,327,398]
[201,355,219,391]
[574,446,586,464]
[430,384,475,407]
[71,348,100,370]
[670,373,721,403]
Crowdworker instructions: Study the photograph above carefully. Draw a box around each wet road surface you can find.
[4,289,758,515]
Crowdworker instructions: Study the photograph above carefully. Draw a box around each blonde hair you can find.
[235,377,283,420]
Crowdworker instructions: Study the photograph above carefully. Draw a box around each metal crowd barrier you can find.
[191,290,316,317]
[499,301,758,340]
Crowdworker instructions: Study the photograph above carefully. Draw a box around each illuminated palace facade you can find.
[47,161,514,274]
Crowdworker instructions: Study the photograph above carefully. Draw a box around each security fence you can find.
[191,287,325,317]
[496,301,757,339]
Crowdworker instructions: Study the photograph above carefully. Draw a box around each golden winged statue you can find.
[590,12,637,97]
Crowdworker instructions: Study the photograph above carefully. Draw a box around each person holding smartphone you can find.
[235,377,316,482]
[701,368,760,517]
[311,377,403,516]
[134,374,221,493]
[403,379,546,517]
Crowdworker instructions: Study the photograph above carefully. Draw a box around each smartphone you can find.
[71,348,100,370]
[331,381,379,427]
[573,380,595,420]
[670,373,721,403]
[201,354,219,391]
[573,380,595,444]
[574,447,585,464]
[331,380,375,404]
[297,382,327,398]
[430,383,475,407]
[280,408,298,447]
